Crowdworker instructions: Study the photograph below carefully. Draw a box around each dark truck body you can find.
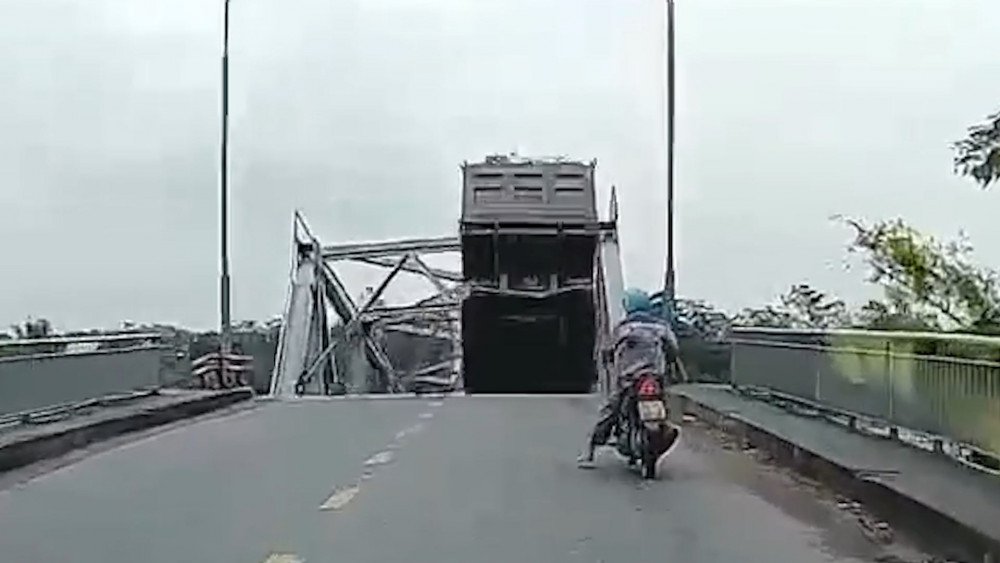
[460,155,602,393]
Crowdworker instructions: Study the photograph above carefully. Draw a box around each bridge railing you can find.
[0,333,166,416]
[730,327,1000,468]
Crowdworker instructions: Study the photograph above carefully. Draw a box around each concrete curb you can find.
[671,390,1000,563]
[0,389,254,475]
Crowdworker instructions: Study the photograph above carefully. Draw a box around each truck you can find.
[459,154,607,393]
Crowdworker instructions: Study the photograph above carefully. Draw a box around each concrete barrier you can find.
[0,388,254,475]
[0,337,164,415]
[670,385,1000,563]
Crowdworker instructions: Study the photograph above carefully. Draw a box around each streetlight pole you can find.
[664,0,677,310]
[219,0,233,355]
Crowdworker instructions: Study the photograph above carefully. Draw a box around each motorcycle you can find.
[613,370,681,479]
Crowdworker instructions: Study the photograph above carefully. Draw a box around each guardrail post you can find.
[813,333,822,402]
[814,368,821,402]
[729,341,737,387]
[885,340,898,439]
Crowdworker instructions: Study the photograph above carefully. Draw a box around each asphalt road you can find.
[0,395,926,563]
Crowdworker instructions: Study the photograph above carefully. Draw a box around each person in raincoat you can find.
[577,288,680,467]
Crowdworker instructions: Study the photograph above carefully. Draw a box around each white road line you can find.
[428,400,444,408]
[319,485,360,511]
[363,450,395,467]
[460,393,595,399]
[318,408,439,516]
[261,553,305,562]
[276,392,464,402]
[394,422,426,441]
[271,392,594,402]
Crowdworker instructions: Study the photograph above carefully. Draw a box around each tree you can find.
[838,216,1000,332]
[733,284,850,329]
[854,298,936,331]
[778,283,851,328]
[674,298,730,340]
[954,109,1000,189]
[732,304,796,328]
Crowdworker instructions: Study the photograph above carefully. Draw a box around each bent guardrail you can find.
[0,333,165,415]
[730,327,1000,471]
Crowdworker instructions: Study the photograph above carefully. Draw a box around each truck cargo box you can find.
[461,155,598,226]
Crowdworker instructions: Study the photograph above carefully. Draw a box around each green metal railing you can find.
[730,327,1000,465]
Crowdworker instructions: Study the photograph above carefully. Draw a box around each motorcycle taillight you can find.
[637,375,661,398]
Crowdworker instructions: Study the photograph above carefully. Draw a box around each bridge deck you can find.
[0,396,929,562]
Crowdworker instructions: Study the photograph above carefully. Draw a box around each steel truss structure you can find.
[270,212,465,396]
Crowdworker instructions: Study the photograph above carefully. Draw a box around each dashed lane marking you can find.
[457,393,593,399]
[261,553,304,563]
[319,484,360,511]
[280,392,462,402]
[363,450,395,467]
[318,409,433,515]
[394,422,426,441]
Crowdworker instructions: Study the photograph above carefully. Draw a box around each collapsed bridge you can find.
[270,155,626,396]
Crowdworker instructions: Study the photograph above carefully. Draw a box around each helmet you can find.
[622,288,652,314]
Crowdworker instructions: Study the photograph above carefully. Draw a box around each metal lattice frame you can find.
[270,212,464,396]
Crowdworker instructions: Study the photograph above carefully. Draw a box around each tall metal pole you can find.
[219,0,233,355]
[664,0,677,308]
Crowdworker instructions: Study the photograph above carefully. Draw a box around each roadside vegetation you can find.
[675,107,1000,380]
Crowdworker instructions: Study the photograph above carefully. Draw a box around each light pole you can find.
[219,0,233,355]
[664,0,677,311]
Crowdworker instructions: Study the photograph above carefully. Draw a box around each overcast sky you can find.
[2,0,999,331]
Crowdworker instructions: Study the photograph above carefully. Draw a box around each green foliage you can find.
[854,299,936,331]
[779,283,851,328]
[732,304,795,328]
[675,298,729,340]
[733,284,849,329]
[954,109,1000,189]
[839,216,1000,332]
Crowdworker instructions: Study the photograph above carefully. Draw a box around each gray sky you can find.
[2,0,999,331]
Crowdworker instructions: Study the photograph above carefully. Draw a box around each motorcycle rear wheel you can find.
[640,427,661,479]
[642,452,656,479]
